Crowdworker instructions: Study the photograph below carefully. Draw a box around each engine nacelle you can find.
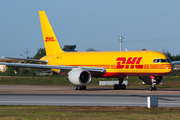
[67,68,91,86]
[139,76,163,85]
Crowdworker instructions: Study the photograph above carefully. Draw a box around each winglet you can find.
[39,11,64,56]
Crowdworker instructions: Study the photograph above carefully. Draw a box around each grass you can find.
[0,75,180,89]
[0,75,70,86]
[0,106,180,120]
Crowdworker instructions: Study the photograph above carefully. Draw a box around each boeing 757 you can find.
[0,11,179,91]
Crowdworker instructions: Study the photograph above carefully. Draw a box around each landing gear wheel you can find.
[114,84,126,90]
[114,84,118,90]
[80,86,86,90]
[74,85,86,90]
[121,84,126,90]
[153,86,157,91]
[149,86,157,91]
[150,86,153,91]
[74,85,79,90]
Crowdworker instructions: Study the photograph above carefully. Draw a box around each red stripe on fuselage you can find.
[91,72,171,78]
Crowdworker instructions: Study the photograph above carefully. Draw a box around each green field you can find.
[0,106,180,120]
[0,75,180,89]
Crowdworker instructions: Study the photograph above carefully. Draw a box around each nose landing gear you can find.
[149,85,157,91]
[149,76,157,91]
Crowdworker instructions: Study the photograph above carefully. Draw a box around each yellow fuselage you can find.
[41,50,172,78]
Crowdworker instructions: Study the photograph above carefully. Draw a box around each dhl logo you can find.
[44,37,56,42]
[116,57,143,69]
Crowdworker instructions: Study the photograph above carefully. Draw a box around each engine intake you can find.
[67,68,91,86]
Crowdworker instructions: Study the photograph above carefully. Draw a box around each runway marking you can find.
[0,101,146,104]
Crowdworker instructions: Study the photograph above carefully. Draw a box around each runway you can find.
[0,85,180,107]
[0,93,180,107]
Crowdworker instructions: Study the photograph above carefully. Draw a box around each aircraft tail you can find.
[39,11,64,56]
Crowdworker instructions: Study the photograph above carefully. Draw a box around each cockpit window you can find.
[153,59,171,63]
[161,59,167,62]
[157,59,160,63]
[167,59,171,62]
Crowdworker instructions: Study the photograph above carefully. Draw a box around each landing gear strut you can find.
[74,85,86,90]
[114,77,126,90]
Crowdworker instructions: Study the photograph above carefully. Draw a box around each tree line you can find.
[164,52,180,61]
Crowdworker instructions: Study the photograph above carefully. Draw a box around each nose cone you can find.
[155,63,173,76]
[170,63,173,72]
[165,63,173,74]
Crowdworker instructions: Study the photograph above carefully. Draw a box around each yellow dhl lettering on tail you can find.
[44,37,56,42]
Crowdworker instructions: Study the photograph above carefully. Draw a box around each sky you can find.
[0,0,180,58]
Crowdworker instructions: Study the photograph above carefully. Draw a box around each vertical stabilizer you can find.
[39,11,63,56]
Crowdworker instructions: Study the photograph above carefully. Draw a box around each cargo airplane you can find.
[0,11,179,91]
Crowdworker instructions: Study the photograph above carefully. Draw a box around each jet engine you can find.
[67,68,92,86]
[139,76,163,85]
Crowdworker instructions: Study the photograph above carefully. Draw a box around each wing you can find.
[0,59,17,62]
[2,57,48,64]
[171,61,180,70]
[171,61,180,66]
[0,62,106,73]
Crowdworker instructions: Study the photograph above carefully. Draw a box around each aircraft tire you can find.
[114,84,126,90]
[150,86,157,91]
[74,85,80,90]
[153,86,157,91]
[122,84,126,90]
[114,84,118,90]
[149,86,153,91]
[74,85,78,90]
[74,86,86,90]
[80,86,86,90]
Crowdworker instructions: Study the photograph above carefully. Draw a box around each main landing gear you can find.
[114,77,126,90]
[74,85,86,90]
